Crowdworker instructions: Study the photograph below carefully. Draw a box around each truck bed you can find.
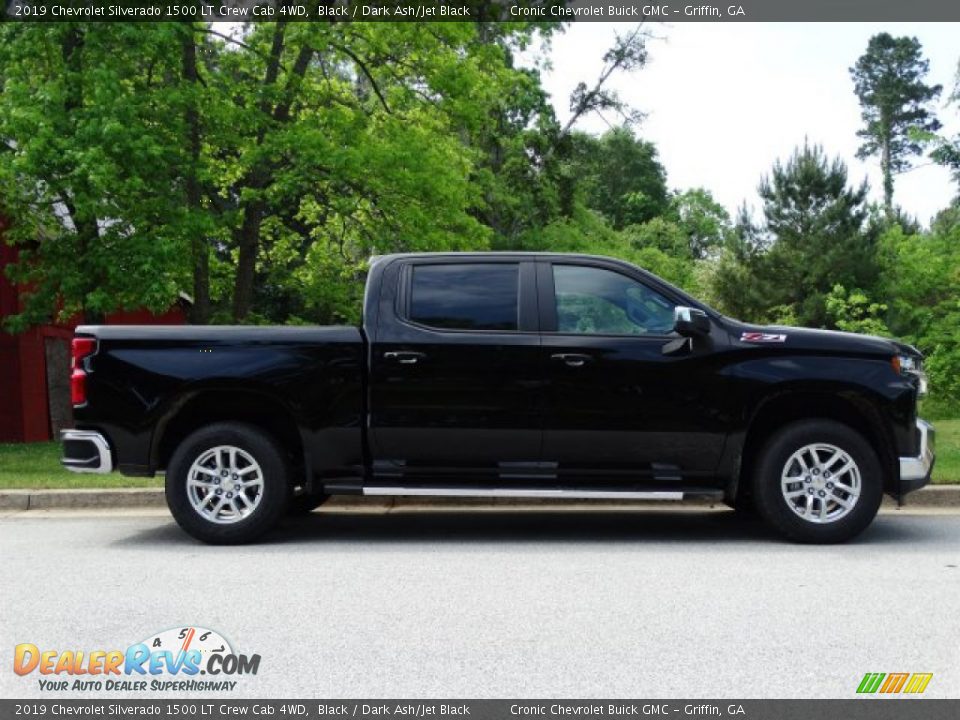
[70,324,366,478]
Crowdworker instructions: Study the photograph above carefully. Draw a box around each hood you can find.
[727,320,922,359]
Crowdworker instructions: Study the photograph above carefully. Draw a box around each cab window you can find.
[553,265,676,335]
[409,263,519,331]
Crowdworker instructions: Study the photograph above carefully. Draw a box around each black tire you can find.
[288,491,328,515]
[752,419,883,544]
[166,422,290,544]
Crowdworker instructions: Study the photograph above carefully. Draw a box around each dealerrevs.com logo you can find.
[14,626,261,693]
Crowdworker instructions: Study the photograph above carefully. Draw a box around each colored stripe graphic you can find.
[903,673,933,694]
[879,673,909,693]
[857,673,885,693]
[857,672,933,694]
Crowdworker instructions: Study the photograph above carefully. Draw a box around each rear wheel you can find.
[752,420,883,543]
[166,423,290,544]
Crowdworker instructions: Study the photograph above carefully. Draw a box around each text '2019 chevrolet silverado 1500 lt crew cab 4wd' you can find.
[62,253,934,544]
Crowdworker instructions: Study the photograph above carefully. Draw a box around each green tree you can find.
[519,206,699,294]
[876,221,960,414]
[567,127,669,230]
[200,21,498,321]
[710,143,878,327]
[469,58,563,249]
[0,24,192,327]
[0,20,561,327]
[824,284,889,336]
[667,187,732,260]
[850,33,942,213]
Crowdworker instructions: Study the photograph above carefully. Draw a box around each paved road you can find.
[2,506,959,699]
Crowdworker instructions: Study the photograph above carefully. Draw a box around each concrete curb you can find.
[890,485,960,508]
[0,488,166,510]
[1,485,959,511]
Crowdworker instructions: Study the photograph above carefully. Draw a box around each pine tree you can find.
[850,33,942,213]
[711,143,877,327]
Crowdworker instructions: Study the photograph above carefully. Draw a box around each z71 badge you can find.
[741,332,787,343]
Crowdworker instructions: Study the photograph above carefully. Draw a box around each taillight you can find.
[71,337,97,406]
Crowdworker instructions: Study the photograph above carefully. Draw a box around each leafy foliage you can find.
[824,285,889,336]
[568,128,669,230]
[667,188,732,260]
[0,25,191,326]
[0,21,560,325]
[573,128,667,230]
[876,221,960,414]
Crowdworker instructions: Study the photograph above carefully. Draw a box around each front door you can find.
[369,258,542,480]
[538,260,727,483]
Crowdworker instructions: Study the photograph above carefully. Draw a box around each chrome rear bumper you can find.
[61,429,114,474]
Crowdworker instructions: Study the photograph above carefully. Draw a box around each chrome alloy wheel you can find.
[780,443,861,524]
[187,445,264,524]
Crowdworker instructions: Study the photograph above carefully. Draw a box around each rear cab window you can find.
[408,263,520,331]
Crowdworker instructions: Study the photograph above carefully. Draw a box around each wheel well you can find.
[154,390,305,486]
[737,392,896,501]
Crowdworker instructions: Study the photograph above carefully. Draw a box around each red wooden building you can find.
[0,216,190,442]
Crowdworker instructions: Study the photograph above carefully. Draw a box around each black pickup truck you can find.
[62,252,934,544]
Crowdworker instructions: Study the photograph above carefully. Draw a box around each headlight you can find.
[893,354,928,396]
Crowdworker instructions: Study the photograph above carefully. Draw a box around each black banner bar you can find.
[3,700,960,720]
[5,0,960,23]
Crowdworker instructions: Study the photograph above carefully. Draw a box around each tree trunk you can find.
[229,30,314,322]
[232,200,264,322]
[881,136,894,215]
[229,23,286,323]
[60,27,103,324]
[181,26,210,324]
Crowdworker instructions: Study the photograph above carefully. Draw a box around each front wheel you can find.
[166,423,290,544]
[752,420,883,544]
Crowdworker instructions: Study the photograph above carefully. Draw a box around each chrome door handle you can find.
[551,353,592,368]
[384,351,426,365]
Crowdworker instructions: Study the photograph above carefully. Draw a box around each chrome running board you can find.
[362,486,686,501]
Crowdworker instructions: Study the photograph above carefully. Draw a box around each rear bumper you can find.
[61,429,114,474]
[899,419,934,495]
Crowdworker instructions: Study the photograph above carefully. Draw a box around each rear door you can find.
[538,259,727,483]
[368,257,542,481]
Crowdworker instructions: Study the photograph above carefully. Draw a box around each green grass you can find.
[0,442,162,489]
[933,418,960,485]
[1,421,958,489]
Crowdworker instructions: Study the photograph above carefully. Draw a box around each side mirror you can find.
[674,306,711,337]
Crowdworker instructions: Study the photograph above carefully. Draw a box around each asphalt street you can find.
[2,505,959,699]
